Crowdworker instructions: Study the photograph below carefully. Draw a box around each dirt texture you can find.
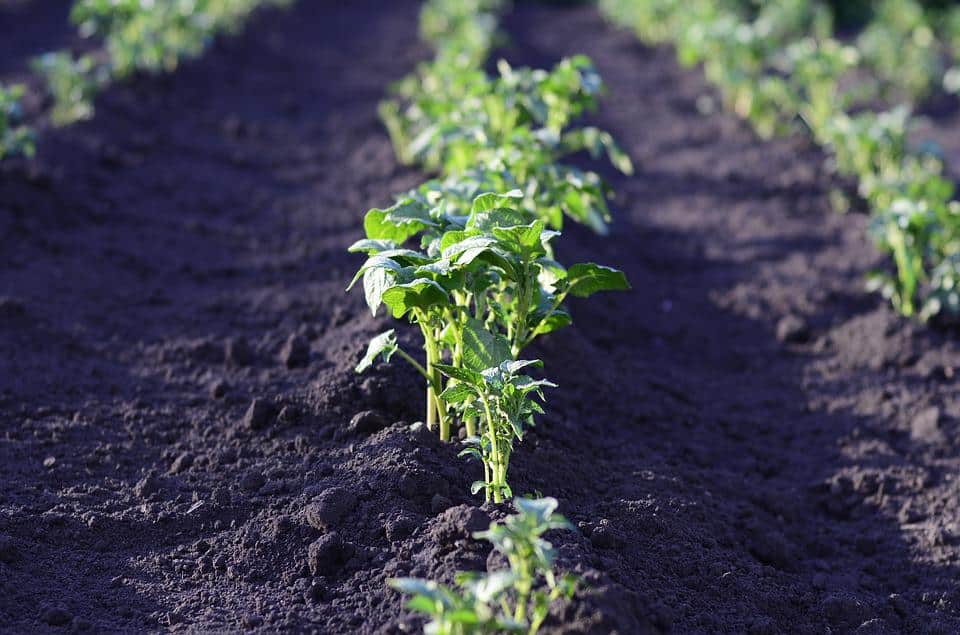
[2,1,960,633]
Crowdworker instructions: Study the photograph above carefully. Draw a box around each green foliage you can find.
[856,0,941,101]
[0,84,35,160]
[35,0,292,125]
[599,0,960,323]
[382,0,632,236]
[351,0,631,503]
[349,191,629,489]
[389,497,578,634]
[31,52,105,126]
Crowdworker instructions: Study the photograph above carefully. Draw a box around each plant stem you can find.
[480,395,502,504]
[394,348,429,379]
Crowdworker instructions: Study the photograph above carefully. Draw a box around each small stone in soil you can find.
[242,398,277,431]
[348,410,389,436]
[209,380,229,399]
[168,453,193,475]
[134,475,163,499]
[307,532,350,576]
[303,487,357,531]
[776,314,809,344]
[910,406,944,444]
[241,614,263,629]
[42,456,56,468]
[281,334,310,368]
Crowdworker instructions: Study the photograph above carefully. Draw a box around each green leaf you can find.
[434,363,484,386]
[564,263,630,297]
[442,235,498,264]
[381,278,448,318]
[389,577,442,598]
[470,190,523,214]
[500,359,543,375]
[363,199,436,243]
[470,480,488,495]
[348,238,399,254]
[462,318,512,371]
[491,220,545,253]
[440,382,476,403]
[346,255,405,291]
[470,571,517,604]
[355,329,397,373]
[363,266,395,316]
[405,595,440,615]
[514,496,559,522]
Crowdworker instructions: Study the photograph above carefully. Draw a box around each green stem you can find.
[480,395,502,504]
[394,348,429,380]
[423,332,450,441]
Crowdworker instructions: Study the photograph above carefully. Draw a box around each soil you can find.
[2,1,960,633]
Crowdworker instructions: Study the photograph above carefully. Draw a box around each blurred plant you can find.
[0,84,35,160]
[34,0,293,125]
[389,497,578,634]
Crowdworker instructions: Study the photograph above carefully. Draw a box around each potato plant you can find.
[389,497,577,634]
[380,45,632,234]
[0,84,35,160]
[348,0,632,507]
[348,191,628,460]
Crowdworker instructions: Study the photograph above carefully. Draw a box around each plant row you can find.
[0,0,293,160]
[349,1,634,631]
[350,0,632,503]
[600,0,960,322]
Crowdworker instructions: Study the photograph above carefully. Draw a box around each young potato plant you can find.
[389,497,577,634]
[419,0,506,68]
[381,54,633,235]
[856,0,942,102]
[349,191,629,454]
[439,359,554,503]
[31,52,106,126]
[0,84,35,160]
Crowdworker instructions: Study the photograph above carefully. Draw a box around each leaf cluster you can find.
[0,84,34,160]
[389,497,577,635]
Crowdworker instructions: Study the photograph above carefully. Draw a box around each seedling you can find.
[381,53,632,234]
[0,84,34,160]
[349,191,628,444]
[389,497,578,634]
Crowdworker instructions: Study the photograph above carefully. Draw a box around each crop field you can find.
[3,0,960,632]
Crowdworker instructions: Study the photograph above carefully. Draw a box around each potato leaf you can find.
[381,278,448,318]
[462,317,512,371]
[563,263,630,297]
[355,329,398,373]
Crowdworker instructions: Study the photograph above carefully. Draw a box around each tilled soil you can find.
[2,1,960,633]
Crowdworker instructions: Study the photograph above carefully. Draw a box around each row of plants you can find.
[599,0,960,322]
[349,1,633,631]
[0,0,293,158]
[351,0,632,502]
[37,0,296,125]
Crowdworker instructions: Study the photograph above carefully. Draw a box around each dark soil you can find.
[2,1,960,633]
